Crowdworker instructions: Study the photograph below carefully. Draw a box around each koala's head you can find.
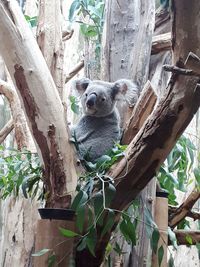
[73,78,136,117]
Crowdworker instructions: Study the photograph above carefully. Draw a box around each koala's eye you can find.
[102,97,106,102]
[85,93,88,97]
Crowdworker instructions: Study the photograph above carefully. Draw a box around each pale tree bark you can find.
[0,78,34,150]
[0,118,14,144]
[0,0,78,208]
[101,2,156,267]
[37,0,65,98]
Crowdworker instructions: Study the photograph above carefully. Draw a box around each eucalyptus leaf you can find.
[151,228,160,253]
[59,228,79,238]
[32,248,51,257]
[158,245,164,267]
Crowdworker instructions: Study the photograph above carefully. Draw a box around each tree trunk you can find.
[37,0,65,98]
[0,0,78,208]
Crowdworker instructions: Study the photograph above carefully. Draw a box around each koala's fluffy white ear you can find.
[73,78,91,95]
[113,79,140,107]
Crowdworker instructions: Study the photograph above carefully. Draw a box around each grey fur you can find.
[71,78,139,161]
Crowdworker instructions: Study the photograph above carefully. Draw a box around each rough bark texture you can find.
[37,0,64,98]
[76,1,200,265]
[101,0,155,89]
[0,0,77,208]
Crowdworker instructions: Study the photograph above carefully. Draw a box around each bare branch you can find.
[169,206,200,222]
[65,60,84,84]
[0,118,14,143]
[169,190,200,228]
[151,32,171,55]
[163,64,200,77]
[173,230,200,245]
[0,78,32,149]
[122,80,157,145]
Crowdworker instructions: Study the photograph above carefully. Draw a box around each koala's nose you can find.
[86,93,97,108]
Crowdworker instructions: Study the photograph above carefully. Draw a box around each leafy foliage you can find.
[157,135,197,205]
[68,0,105,57]
[24,15,38,27]
[0,146,43,200]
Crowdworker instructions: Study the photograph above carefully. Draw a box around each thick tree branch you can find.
[0,118,14,143]
[169,190,200,228]
[0,0,77,208]
[65,60,84,84]
[173,230,200,245]
[151,32,171,55]
[122,80,157,145]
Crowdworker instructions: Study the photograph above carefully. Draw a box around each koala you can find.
[71,78,139,161]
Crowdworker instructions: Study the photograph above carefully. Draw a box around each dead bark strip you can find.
[169,190,200,228]
[0,0,77,208]
[0,118,14,144]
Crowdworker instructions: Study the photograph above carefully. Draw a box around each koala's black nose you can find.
[86,93,97,108]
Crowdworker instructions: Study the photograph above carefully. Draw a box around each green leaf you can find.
[32,248,51,257]
[168,227,178,249]
[101,210,115,237]
[76,204,86,233]
[185,235,193,245]
[71,190,88,211]
[93,192,103,219]
[59,228,79,238]
[151,228,160,253]
[104,183,116,207]
[168,255,175,267]
[119,217,137,245]
[48,254,56,267]
[77,237,87,251]
[196,242,200,251]
[69,0,80,21]
[158,245,164,267]
[194,168,200,186]
[80,24,98,37]
[86,227,97,257]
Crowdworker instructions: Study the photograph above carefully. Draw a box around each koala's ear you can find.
[112,79,140,106]
[73,78,91,95]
